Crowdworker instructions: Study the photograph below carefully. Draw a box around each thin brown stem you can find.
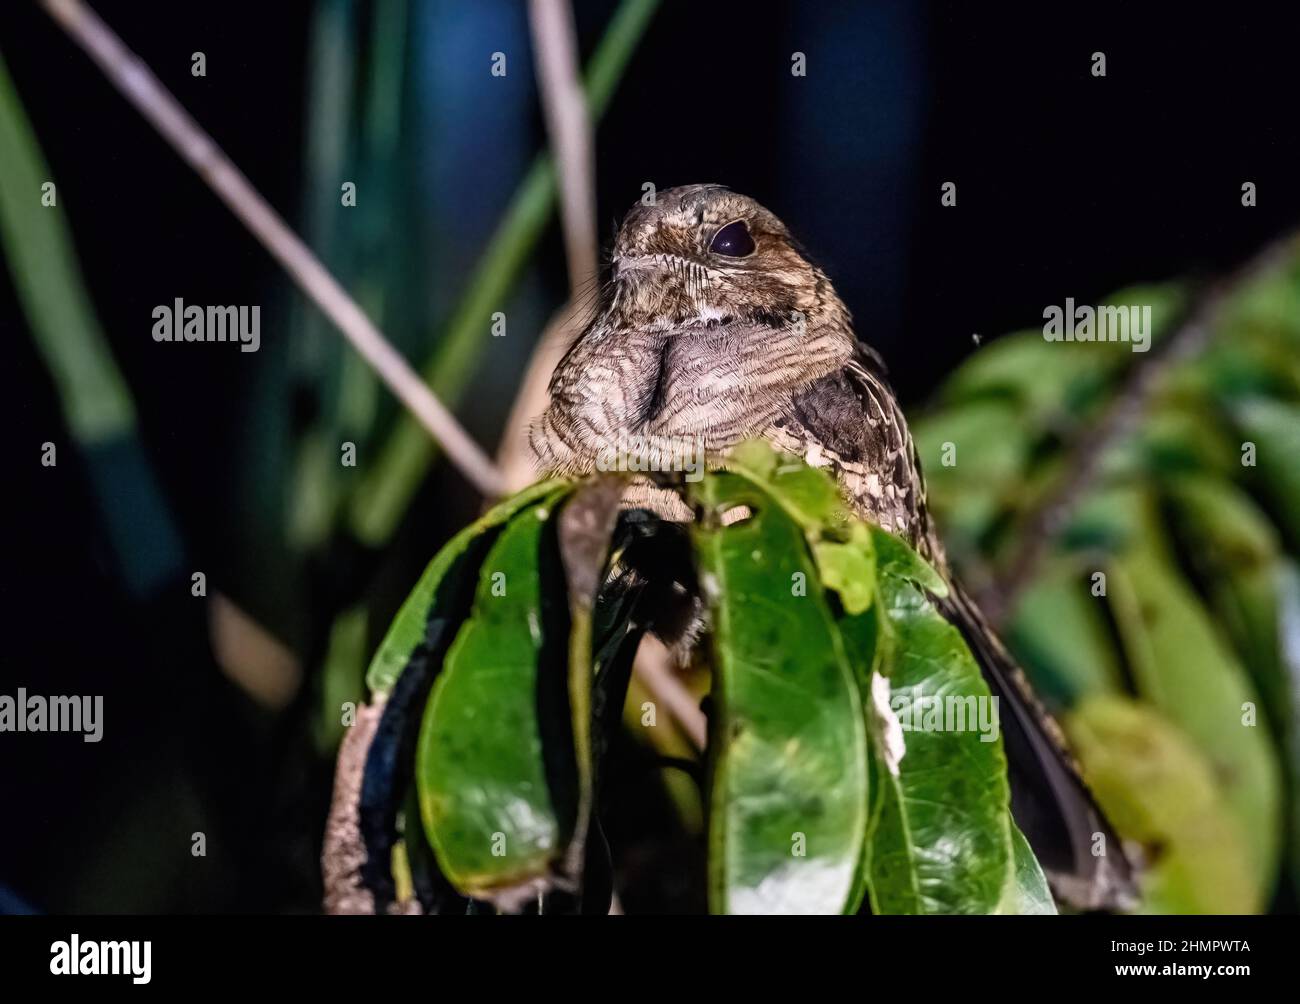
[40,0,507,499]
[528,0,598,296]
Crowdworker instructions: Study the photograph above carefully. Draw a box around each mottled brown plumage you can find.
[532,184,1135,911]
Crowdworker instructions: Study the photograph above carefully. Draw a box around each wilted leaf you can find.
[555,477,626,892]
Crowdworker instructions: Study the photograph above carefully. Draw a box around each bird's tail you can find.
[939,579,1139,912]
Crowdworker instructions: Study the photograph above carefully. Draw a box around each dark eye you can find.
[708,220,755,257]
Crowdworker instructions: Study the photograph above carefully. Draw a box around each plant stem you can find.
[40,0,507,499]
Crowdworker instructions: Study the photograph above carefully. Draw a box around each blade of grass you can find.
[0,47,134,442]
[0,46,185,595]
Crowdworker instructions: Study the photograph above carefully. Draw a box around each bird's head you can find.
[603,184,845,333]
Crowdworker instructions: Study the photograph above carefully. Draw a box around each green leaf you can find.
[1278,565,1300,896]
[812,525,875,616]
[1164,478,1286,718]
[416,494,576,900]
[724,439,847,530]
[1065,696,1257,914]
[365,479,568,696]
[1167,475,1280,566]
[1060,482,1148,554]
[866,573,1013,913]
[1006,561,1125,704]
[691,472,869,914]
[1109,536,1283,906]
[996,822,1057,915]
[1118,399,1241,480]
[869,525,948,596]
[1234,398,1300,548]
[911,399,1033,542]
[1216,256,1300,350]
[0,50,134,443]
[1165,477,1300,899]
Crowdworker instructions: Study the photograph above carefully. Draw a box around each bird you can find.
[530,183,1136,912]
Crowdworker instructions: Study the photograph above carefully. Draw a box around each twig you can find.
[40,0,507,500]
[633,636,708,752]
[527,0,598,296]
[321,698,382,915]
[519,3,705,753]
[496,2,602,491]
[978,229,1300,626]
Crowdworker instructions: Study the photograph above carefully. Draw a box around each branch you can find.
[528,0,598,296]
[322,699,382,914]
[978,229,1300,627]
[633,636,708,752]
[493,0,600,488]
[40,0,507,499]
[495,1,603,491]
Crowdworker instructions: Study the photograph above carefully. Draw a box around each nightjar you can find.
[531,184,1136,911]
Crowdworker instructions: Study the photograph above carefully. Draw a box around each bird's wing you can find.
[780,341,1138,911]
[777,343,932,547]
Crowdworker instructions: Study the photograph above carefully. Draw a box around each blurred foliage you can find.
[0,49,134,443]
[912,250,1300,913]
[0,47,184,596]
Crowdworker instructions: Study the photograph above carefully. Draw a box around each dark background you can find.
[2,0,1298,912]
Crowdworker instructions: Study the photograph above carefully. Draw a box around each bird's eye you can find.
[708,220,755,257]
